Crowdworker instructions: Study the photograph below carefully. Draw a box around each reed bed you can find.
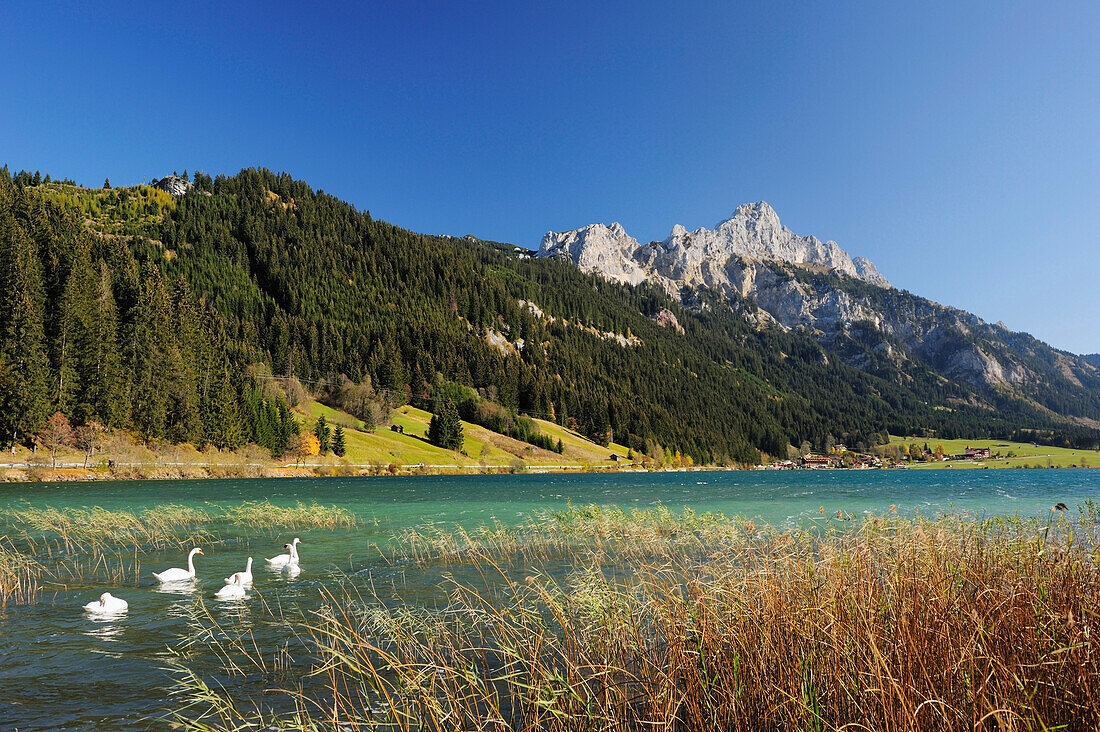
[174,505,1100,731]
[49,545,144,586]
[391,504,756,566]
[0,537,44,605]
[4,500,356,554]
[2,534,144,602]
[223,500,357,530]
[6,503,216,552]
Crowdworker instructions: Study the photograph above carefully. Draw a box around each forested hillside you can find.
[0,169,293,458]
[2,166,1097,466]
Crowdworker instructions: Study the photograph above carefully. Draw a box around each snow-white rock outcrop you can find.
[852,256,891,289]
[658,202,874,280]
[539,223,648,285]
[539,202,890,295]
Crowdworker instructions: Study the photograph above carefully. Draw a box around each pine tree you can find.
[313,415,331,454]
[332,424,346,457]
[215,360,245,449]
[428,398,463,451]
[0,220,50,448]
[127,268,172,438]
[79,262,125,426]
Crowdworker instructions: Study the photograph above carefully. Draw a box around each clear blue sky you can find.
[3,1,1097,353]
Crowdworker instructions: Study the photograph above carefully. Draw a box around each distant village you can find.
[762,443,993,470]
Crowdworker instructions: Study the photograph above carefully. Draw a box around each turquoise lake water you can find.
[1,469,1097,730]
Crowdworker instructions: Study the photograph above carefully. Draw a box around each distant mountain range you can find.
[539,202,1100,428]
[3,166,1097,465]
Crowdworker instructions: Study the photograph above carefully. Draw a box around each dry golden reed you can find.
[172,504,1100,731]
[0,538,43,605]
[4,500,355,554]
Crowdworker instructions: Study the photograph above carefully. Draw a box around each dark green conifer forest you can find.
[1,165,1096,465]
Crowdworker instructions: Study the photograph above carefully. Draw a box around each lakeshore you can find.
[6,422,1096,484]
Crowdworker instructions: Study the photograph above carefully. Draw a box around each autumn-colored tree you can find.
[74,421,105,468]
[290,432,320,465]
[37,411,73,466]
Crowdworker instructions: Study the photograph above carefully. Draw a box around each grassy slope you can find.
[293,401,632,468]
[888,435,1098,469]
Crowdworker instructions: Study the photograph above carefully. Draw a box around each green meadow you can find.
[293,400,631,469]
[888,435,1097,469]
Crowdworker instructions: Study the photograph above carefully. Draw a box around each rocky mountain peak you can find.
[539,221,647,285]
[724,200,783,237]
[541,202,891,293]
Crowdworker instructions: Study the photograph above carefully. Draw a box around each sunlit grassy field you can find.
[888,435,1098,469]
[294,400,630,468]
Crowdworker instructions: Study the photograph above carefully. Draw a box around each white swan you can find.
[84,592,128,614]
[214,576,247,600]
[266,538,301,568]
[224,557,253,586]
[153,547,204,582]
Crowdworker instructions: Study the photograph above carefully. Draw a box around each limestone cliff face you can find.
[539,222,648,286]
[540,201,891,294]
[539,202,894,338]
[537,203,1099,397]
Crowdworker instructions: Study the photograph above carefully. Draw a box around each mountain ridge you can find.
[539,201,892,291]
[537,201,1100,420]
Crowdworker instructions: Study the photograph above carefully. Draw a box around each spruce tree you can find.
[127,268,172,438]
[427,412,442,448]
[210,359,244,449]
[428,398,463,451]
[0,221,50,447]
[79,262,125,426]
[332,424,346,457]
[313,415,331,453]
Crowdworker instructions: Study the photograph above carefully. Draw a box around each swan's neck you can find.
[289,543,299,560]
[245,557,253,571]
[187,551,197,574]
